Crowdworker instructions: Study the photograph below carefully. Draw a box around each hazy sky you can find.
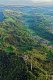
[0,0,53,5]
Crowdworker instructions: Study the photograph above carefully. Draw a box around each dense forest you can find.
[0,6,53,80]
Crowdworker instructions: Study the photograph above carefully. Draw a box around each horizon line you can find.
[0,2,53,7]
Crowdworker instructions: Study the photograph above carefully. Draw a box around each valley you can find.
[0,12,5,21]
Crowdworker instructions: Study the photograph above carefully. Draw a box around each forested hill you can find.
[0,6,53,80]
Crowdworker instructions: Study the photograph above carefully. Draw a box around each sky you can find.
[0,0,53,5]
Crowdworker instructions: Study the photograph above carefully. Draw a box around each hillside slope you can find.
[0,6,53,80]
